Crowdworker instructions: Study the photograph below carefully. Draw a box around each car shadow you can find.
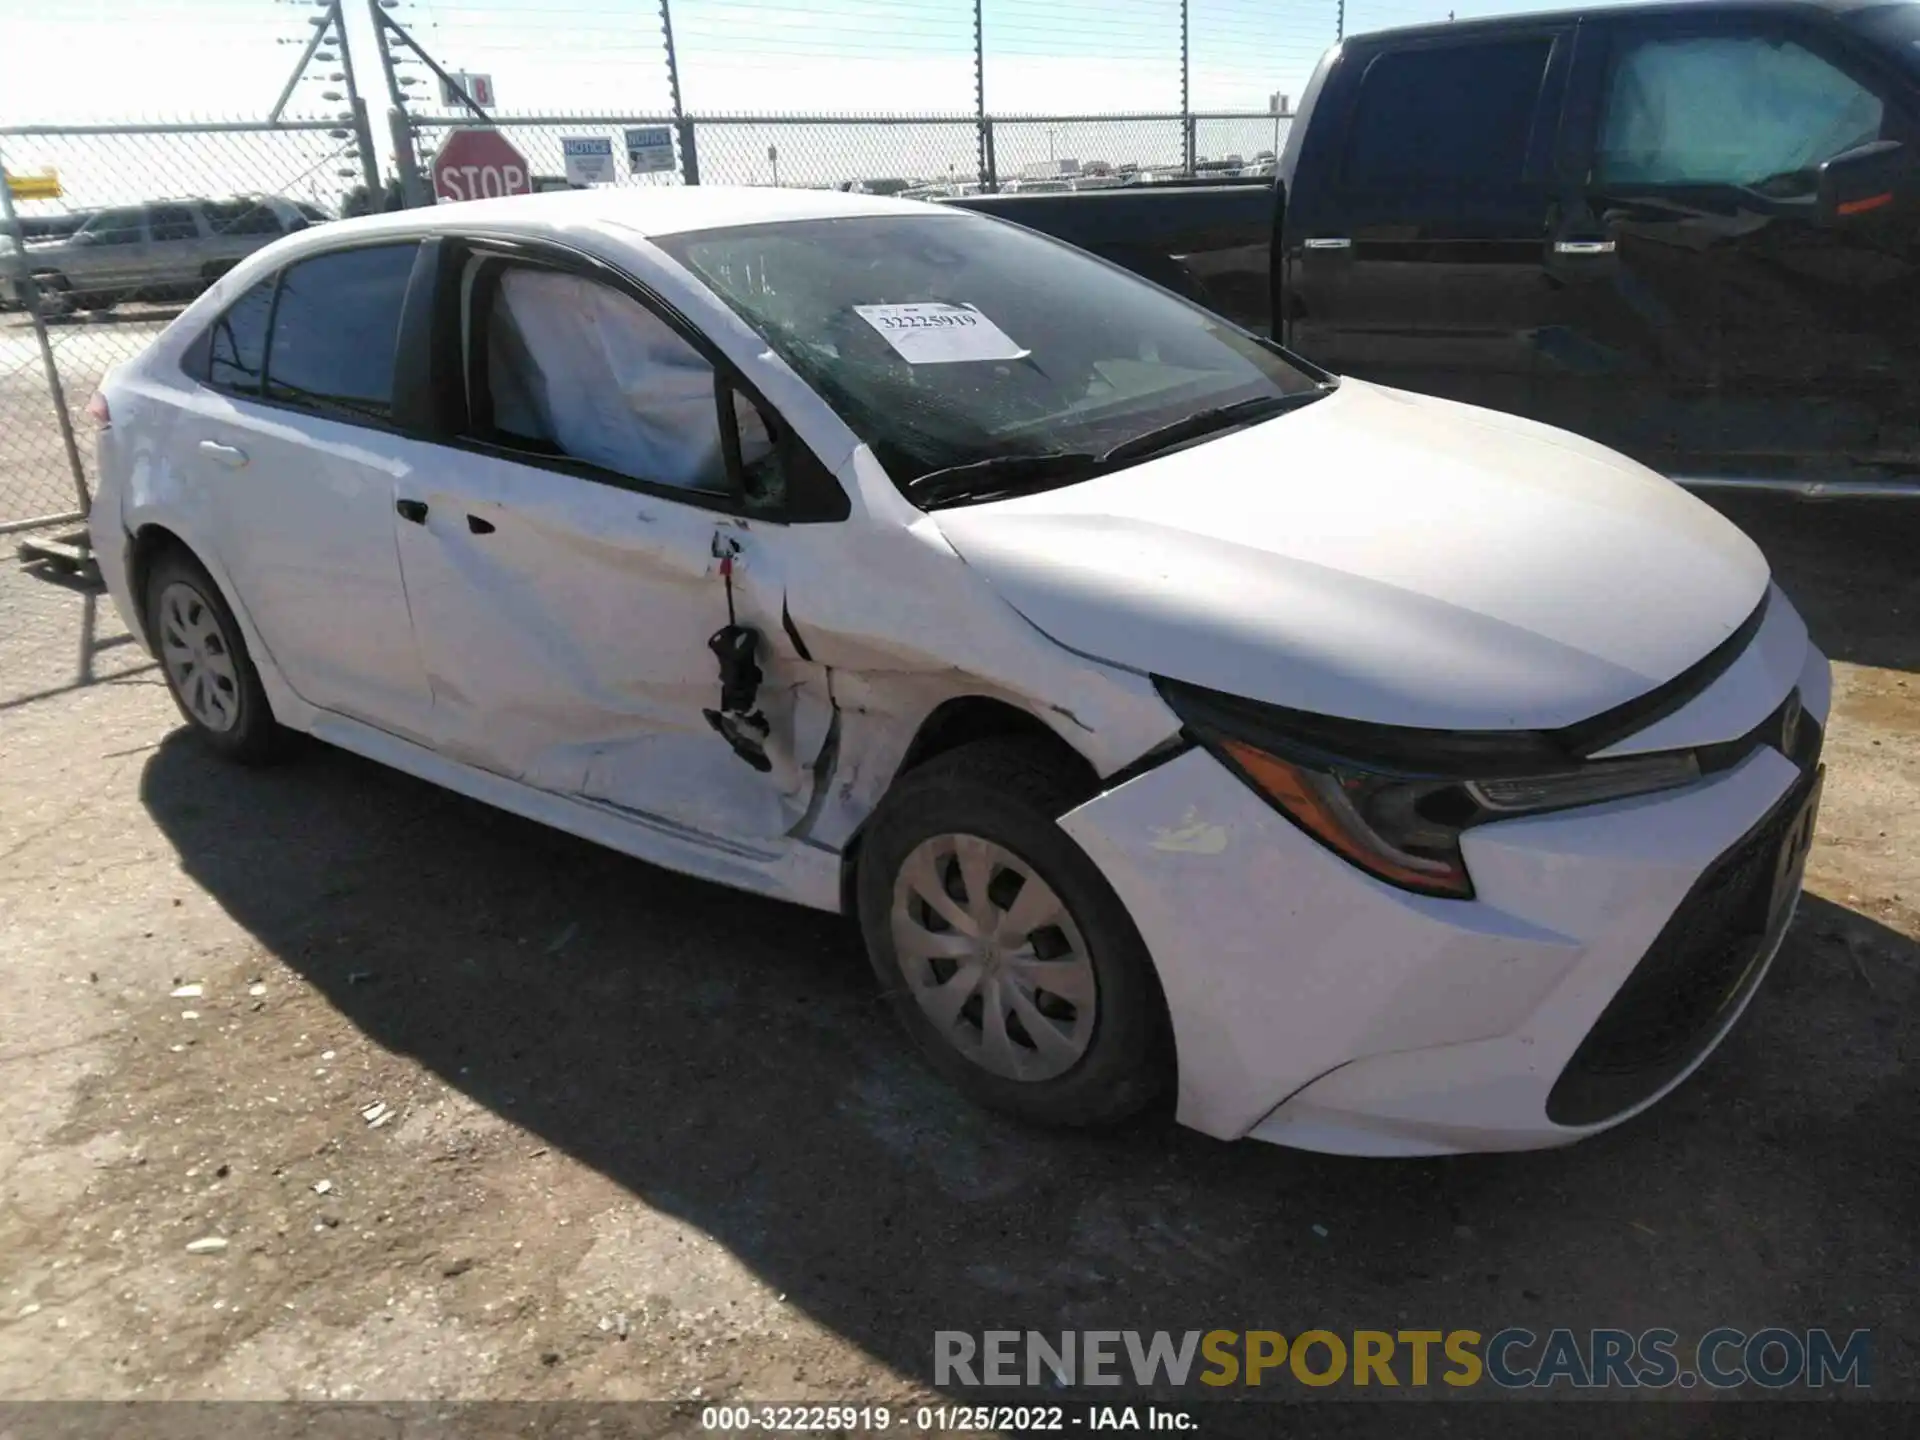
[136,730,1918,1409]
[1702,491,1920,674]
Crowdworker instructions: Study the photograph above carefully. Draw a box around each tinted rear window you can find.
[1344,38,1553,188]
[264,244,417,423]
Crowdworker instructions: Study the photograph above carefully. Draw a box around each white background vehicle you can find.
[89,188,1829,1155]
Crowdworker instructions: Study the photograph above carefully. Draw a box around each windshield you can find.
[1850,2,1920,75]
[654,212,1325,497]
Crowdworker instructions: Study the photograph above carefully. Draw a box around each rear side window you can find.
[1596,35,1886,190]
[1344,39,1553,188]
[206,200,283,236]
[206,279,274,394]
[150,205,199,242]
[265,244,418,423]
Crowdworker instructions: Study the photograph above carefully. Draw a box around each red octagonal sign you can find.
[432,127,531,204]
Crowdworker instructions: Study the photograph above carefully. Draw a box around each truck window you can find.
[150,205,199,242]
[1596,36,1884,190]
[1343,39,1552,189]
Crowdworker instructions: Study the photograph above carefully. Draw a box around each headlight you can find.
[1158,679,1703,900]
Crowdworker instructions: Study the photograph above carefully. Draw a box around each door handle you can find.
[197,439,248,468]
[395,498,428,524]
[1553,239,1617,255]
[1302,236,1352,250]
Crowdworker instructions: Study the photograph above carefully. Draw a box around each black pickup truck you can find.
[954,0,1920,495]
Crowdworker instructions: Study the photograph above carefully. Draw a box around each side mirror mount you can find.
[1816,139,1911,224]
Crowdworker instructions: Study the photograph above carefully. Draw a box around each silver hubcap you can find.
[157,581,240,733]
[890,833,1097,1082]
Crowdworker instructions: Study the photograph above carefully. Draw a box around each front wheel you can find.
[856,736,1171,1128]
[144,549,292,764]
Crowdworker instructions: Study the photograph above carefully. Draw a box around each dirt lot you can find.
[0,492,1914,1422]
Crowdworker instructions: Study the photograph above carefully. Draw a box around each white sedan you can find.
[88,187,1828,1156]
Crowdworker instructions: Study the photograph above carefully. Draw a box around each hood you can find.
[932,380,1769,731]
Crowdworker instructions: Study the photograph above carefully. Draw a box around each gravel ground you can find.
[0,492,1913,1426]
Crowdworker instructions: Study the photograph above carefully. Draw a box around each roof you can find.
[322,185,943,245]
[1348,0,1881,45]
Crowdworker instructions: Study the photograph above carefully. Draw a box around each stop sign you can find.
[432,128,531,204]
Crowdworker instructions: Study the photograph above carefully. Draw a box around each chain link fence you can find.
[1,120,365,531]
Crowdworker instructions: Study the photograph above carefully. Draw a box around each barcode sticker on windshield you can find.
[853,303,1029,364]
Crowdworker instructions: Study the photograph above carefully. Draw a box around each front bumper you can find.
[1059,619,1831,1156]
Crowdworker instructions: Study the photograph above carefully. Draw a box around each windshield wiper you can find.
[1098,391,1323,465]
[906,450,1104,508]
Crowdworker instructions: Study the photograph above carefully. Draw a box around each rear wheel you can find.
[856,736,1171,1128]
[143,549,291,764]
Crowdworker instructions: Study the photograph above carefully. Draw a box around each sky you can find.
[0,0,1606,203]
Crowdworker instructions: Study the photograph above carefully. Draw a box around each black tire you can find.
[143,548,292,764]
[76,294,120,313]
[856,735,1172,1128]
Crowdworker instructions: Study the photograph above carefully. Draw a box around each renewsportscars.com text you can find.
[934,1327,1873,1391]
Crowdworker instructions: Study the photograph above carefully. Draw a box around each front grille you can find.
[1547,718,1822,1128]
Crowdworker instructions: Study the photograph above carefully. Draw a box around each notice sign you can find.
[562,136,617,186]
[626,126,676,175]
[854,303,1029,365]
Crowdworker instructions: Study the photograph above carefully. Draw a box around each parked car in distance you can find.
[2,195,332,314]
[956,0,1920,495]
[91,187,1828,1156]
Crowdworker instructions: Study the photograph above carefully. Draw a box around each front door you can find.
[1285,27,1571,419]
[393,254,833,844]
[1546,10,1920,479]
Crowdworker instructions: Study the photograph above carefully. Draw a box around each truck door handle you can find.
[1553,239,1616,255]
[197,440,248,468]
[395,498,428,524]
[1302,237,1352,250]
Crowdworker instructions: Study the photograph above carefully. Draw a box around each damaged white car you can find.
[90,188,1829,1156]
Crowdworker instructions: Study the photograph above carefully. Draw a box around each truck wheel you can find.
[856,736,1171,1128]
[144,548,292,764]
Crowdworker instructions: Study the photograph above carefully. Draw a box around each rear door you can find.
[1549,7,1920,479]
[187,242,436,739]
[390,243,838,845]
[1283,25,1572,416]
[144,202,204,300]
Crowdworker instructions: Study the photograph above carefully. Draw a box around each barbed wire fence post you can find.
[661,0,699,186]
[1181,0,1196,177]
[974,0,996,192]
[329,0,385,199]
[368,0,432,206]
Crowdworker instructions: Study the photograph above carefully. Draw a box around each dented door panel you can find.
[394,447,831,844]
